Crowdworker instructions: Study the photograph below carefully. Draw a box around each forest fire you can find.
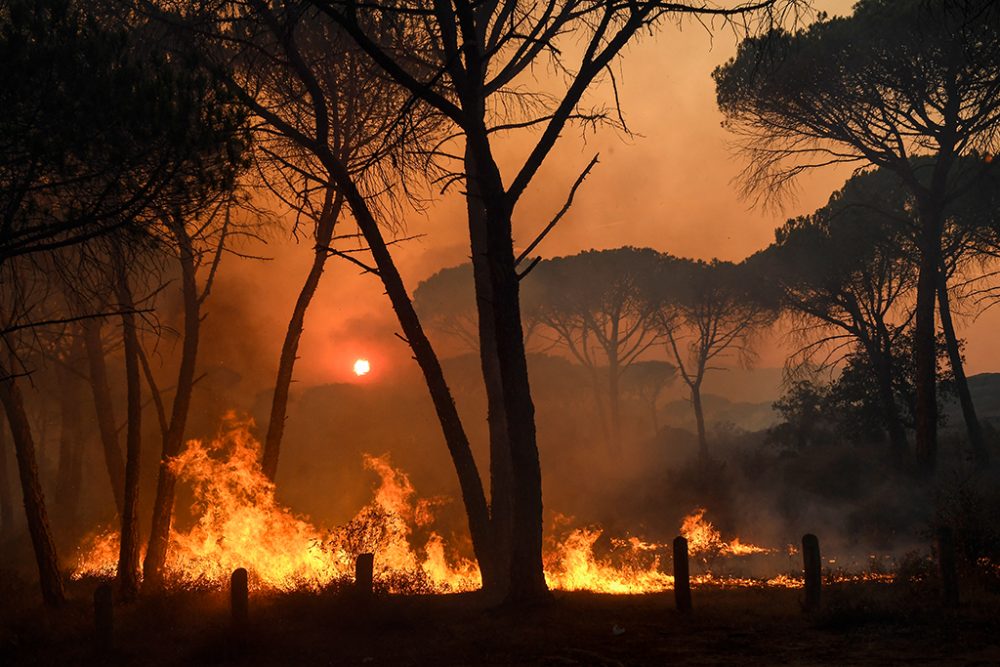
[72,419,866,595]
[73,417,478,593]
[6,1,1000,663]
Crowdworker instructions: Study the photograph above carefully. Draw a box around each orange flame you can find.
[72,416,890,595]
[73,415,478,593]
[680,508,773,557]
[543,526,675,594]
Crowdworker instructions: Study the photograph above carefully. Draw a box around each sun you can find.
[353,358,371,376]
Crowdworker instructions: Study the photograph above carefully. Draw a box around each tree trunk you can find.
[0,361,65,606]
[607,349,621,452]
[466,130,548,605]
[262,190,343,482]
[54,344,85,527]
[326,159,497,596]
[871,346,909,467]
[466,146,511,600]
[937,273,988,464]
[0,411,14,539]
[589,371,612,447]
[143,218,202,591]
[116,279,143,601]
[486,220,547,605]
[691,380,708,459]
[913,202,942,474]
[82,319,126,515]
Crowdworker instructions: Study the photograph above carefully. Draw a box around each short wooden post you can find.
[936,527,959,607]
[231,567,249,627]
[802,533,821,612]
[94,583,113,652]
[355,553,374,597]
[672,536,692,614]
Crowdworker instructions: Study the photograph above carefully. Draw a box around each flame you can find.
[680,508,773,557]
[73,415,478,593]
[543,526,675,594]
[72,416,892,595]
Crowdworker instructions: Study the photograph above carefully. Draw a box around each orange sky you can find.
[204,0,1000,391]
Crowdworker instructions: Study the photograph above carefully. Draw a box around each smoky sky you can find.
[204,0,1000,392]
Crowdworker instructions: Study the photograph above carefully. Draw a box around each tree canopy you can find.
[714,0,1000,472]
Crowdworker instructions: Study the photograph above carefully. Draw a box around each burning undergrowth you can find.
[73,417,898,595]
[73,416,478,593]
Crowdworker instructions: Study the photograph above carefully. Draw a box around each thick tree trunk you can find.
[486,221,547,605]
[82,319,126,515]
[937,274,988,464]
[54,346,85,527]
[262,190,343,482]
[116,280,143,600]
[143,219,202,591]
[466,131,548,605]
[691,381,708,459]
[0,362,65,606]
[913,203,942,474]
[466,146,511,599]
[328,161,497,595]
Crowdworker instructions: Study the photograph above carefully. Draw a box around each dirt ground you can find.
[3,579,1000,666]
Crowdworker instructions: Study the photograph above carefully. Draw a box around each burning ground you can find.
[69,417,916,596]
[5,417,998,667]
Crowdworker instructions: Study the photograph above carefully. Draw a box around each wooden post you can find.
[936,527,959,607]
[355,552,374,597]
[231,567,249,627]
[802,533,821,612]
[94,583,113,652]
[672,536,692,614]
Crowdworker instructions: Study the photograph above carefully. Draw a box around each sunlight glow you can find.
[353,358,371,376]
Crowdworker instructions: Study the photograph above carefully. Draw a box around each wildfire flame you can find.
[680,508,773,557]
[544,527,674,594]
[73,415,478,593]
[72,416,891,595]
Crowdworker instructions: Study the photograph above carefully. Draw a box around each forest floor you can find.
[3,579,1000,666]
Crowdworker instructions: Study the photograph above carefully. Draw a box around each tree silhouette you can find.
[791,162,999,464]
[310,0,795,604]
[650,257,771,459]
[0,0,249,606]
[749,176,917,464]
[715,0,1000,472]
[524,248,661,451]
[149,0,514,596]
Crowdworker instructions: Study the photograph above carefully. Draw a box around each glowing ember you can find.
[353,358,371,376]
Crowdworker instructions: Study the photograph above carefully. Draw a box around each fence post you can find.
[94,583,113,653]
[802,533,821,612]
[355,553,374,598]
[672,536,692,614]
[936,527,959,607]
[231,567,249,628]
